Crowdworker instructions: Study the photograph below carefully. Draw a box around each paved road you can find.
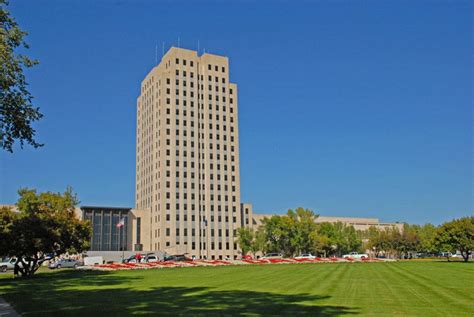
[0,297,19,317]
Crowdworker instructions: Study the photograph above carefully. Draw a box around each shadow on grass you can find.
[0,270,358,316]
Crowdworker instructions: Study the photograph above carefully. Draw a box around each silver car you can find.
[48,259,79,269]
[0,257,17,272]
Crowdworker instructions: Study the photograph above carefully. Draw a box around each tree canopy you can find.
[0,188,91,276]
[1,0,43,152]
[435,217,473,262]
[242,207,363,258]
[236,207,472,262]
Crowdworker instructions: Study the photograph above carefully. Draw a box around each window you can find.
[176,58,179,64]
[208,64,211,70]
[222,66,225,72]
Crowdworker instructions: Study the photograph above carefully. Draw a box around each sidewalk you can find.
[0,297,19,317]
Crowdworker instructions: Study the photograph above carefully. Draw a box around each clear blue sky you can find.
[0,0,472,224]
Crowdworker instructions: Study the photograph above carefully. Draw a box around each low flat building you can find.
[251,213,404,232]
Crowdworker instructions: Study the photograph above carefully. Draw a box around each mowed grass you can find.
[0,261,473,316]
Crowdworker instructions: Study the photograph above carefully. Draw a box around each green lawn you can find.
[0,262,473,316]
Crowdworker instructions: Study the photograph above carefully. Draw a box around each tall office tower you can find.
[135,47,242,259]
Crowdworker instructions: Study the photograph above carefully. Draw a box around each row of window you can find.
[167,84,229,94]
[174,57,227,74]
[165,214,238,224]
[175,58,194,67]
[165,160,236,171]
[165,95,234,104]
[168,228,236,237]
[159,204,239,213]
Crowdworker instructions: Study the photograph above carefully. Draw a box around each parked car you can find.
[124,254,146,263]
[145,253,159,263]
[48,259,79,269]
[261,253,283,259]
[294,253,316,259]
[343,252,368,259]
[0,257,17,272]
[163,254,190,262]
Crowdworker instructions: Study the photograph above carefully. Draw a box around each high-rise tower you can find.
[136,47,242,259]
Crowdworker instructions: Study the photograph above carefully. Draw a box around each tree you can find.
[317,222,362,257]
[0,205,15,253]
[287,207,319,255]
[435,217,474,262]
[1,0,43,152]
[262,215,288,255]
[260,208,319,257]
[0,188,91,276]
[417,223,438,254]
[236,227,253,256]
[310,232,332,257]
[250,226,267,257]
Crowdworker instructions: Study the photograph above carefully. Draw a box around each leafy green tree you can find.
[397,224,420,258]
[236,227,253,256]
[287,207,319,255]
[317,222,362,256]
[262,207,319,257]
[262,215,287,254]
[1,0,43,152]
[309,232,332,257]
[0,206,15,253]
[364,226,382,256]
[417,223,438,254]
[0,188,91,276]
[435,217,474,262]
[250,226,267,257]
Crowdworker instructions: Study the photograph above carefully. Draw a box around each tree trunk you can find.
[461,251,469,262]
[16,256,41,277]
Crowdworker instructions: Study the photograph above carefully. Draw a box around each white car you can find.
[343,252,368,259]
[294,253,316,259]
[0,257,17,272]
[145,254,159,263]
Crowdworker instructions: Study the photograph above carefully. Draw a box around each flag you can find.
[116,218,125,228]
